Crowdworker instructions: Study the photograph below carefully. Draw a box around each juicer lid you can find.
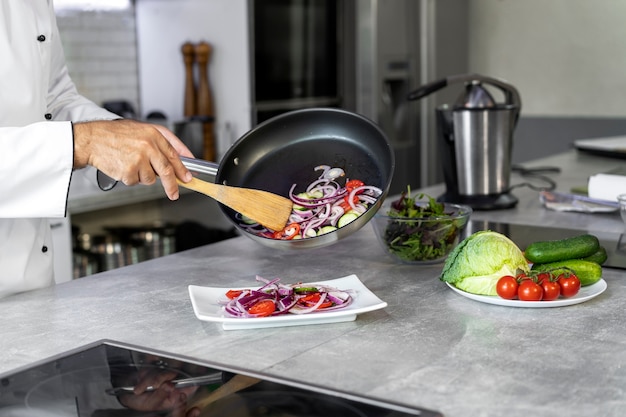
[454,81,496,109]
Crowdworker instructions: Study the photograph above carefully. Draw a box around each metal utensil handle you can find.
[106,372,223,396]
[180,156,219,178]
[406,77,448,101]
[541,190,620,208]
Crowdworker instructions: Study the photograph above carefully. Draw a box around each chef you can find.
[0,1,194,299]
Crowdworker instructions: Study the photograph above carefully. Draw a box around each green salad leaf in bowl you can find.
[371,187,472,264]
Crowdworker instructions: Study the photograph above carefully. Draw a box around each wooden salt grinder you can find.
[195,41,216,161]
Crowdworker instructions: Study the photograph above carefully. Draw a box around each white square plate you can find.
[188,274,388,330]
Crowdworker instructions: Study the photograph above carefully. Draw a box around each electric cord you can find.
[508,165,560,192]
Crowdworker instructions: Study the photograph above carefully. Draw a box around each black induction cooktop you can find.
[0,340,442,417]
[465,220,626,269]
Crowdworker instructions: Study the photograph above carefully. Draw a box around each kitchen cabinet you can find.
[49,217,72,284]
[52,168,233,280]
[51,170,165,280]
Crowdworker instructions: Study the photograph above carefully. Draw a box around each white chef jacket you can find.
[0,1,117,298]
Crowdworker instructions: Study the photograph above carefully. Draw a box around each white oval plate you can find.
[189,274,387,330]
[446,279,607,308]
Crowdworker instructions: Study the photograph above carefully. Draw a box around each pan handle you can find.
[180,156,219,178]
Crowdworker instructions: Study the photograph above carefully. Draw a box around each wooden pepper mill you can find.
[180,41,217,161]
[195,41,214,119]
[181,42,197,118]
[194,41,216,162]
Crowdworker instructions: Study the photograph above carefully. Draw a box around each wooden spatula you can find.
[187,374,261,412]
[177,177,292,231]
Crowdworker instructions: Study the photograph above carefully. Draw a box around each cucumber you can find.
[531,259,602,286]
[525,234,599,264]
[317,226,337,236]
[337,211,359,228]
[582,246,608,265]
[294,286,319,293]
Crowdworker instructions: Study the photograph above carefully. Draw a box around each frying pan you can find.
[181,107,395,250]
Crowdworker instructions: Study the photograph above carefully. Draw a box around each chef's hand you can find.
[72,119,194,200]
[117,368,201,417]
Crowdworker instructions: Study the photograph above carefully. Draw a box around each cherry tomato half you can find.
[496,275,519,300]
[518,280,544,301]
[248,299,276,317]
[558,273,581,298]
[225,289,244,299]
[273,223,301,240]
[339,195,359,212]
[298,293,333,309]
[345,179,365,192]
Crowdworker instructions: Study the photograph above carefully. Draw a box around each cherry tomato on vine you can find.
[496,275,519,299]
[541,280,561,301]
[518,280,544,301]
[536,272,552,285]
[558,273,581,298]
[516,272,533,283]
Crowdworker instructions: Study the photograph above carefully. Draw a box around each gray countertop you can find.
[2,150,626,416]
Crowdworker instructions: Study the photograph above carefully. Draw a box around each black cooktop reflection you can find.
[0,340,442,417]
[465,220,626,269]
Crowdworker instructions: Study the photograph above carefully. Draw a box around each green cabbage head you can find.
[440,230,529,296]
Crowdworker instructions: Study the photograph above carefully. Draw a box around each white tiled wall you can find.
[54,1,252,139]
[55,7,140,116]
[135,0,252,137]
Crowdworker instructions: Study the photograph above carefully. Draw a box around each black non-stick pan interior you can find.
[215,107,395,249]
[217,108,392,195]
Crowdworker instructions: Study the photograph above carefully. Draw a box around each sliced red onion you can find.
[221,277,354,318]
[314,165,331,177]
[327,206,345,226]
[289,292,328,315]
[236,165,383,239]
[277,295,297,311]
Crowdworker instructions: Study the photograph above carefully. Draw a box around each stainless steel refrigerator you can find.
[249,0,468,194]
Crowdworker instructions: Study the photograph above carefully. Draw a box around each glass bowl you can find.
[371,200,472,264]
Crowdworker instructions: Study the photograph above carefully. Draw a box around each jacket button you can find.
[37,34,46,42]
[44,113,52,120]
[42,246,48,253]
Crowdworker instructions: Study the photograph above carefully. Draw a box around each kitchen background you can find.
[52,0,626,280]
